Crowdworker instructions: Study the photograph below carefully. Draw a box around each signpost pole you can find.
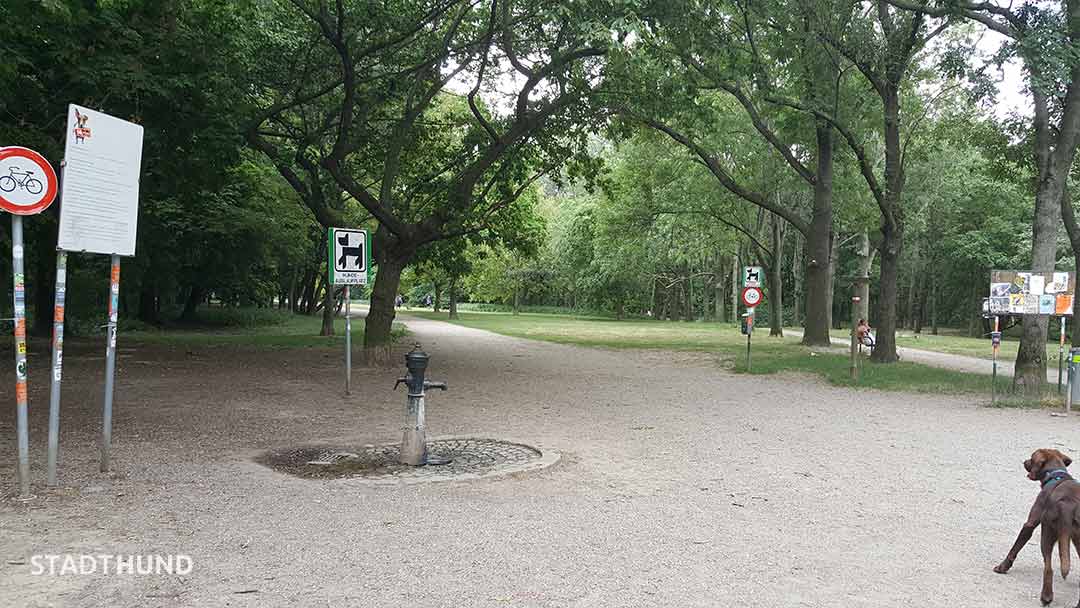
[46,250,67,486]
[345,286,351,395]
[746,308,753,372]
[1059,317,1067,395]
[11,215,30,498]
[992,316,999,406]
[850,296,859,382]
[100,255,120,472]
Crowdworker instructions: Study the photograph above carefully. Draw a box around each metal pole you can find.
[1059,317,1067,395]
[11,215,30,498]
[344,285,351,395]
[1068,354,1074,414]
[992,316,999,406]
[46,250,67,486]
[850,297,859,381]
[746,308,753,372]
[100,255,120,472]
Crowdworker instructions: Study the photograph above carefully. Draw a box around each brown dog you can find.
[995,448,1080,605]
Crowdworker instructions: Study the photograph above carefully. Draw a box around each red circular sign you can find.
[0,146,58,215]
[741,286,763,308]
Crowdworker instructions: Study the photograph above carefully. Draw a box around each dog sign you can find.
[743,266,763,288]
[327,227,369,285]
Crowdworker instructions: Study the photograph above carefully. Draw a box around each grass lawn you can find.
[411,311,996,396]
[125,312,405,349]
[826,328,1065,362]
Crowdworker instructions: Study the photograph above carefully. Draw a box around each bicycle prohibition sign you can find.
[0,146,58,215]
[0,167,44,196]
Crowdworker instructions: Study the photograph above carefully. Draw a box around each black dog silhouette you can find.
[337,233,363,270]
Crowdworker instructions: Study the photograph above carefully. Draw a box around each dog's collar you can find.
[1042,468,1072,489]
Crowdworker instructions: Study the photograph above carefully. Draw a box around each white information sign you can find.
[57,105,145,256]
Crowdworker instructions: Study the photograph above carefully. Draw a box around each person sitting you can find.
[856,319,874,349]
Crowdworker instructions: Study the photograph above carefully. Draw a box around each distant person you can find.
[856,319,873,348]
[423,294,433,308]
[395,294,403,308]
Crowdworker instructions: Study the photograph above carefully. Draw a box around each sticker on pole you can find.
[0,147,58,215]
[328,227,369,285]
[57,105,145,256]
[741,286,763,308]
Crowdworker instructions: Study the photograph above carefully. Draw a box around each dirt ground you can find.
[2,314,1080,607]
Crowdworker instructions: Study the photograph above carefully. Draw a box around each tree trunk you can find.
[769,214,784,337]
[801,121,835,346]
[730,256,739,323]
[649,277,658,319]
[180,285,204,322]
[1063,187,1080,346]
[827,229,839,329]
[854,230,872,324]
[1014,178,1064,393]
[968,281,980,338]
[658,280,669,321]
[320,275,335,336]
[32,227,57,337]
[791,236,803,328]
[872,223,903,362]
[715,258,725,322]
[869,81,906,364]
[513,287,520,315]
[138,281,159,325]
[930,272,938,335]
[914,274,928,334]
[905,264,918,330]
[302,270,317,314]
[448,278,459,319]
[363,228,413,365]
[685,267,693,321]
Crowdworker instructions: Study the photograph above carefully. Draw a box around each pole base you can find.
[399,429,426,466]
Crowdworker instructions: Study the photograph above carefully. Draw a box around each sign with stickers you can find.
[989,270,1076,316]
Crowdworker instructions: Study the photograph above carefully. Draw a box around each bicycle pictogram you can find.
[0,167,44,196]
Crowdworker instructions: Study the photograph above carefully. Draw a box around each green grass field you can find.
[827,328,1065,362]
[125,311,405,349]
[411,311,999,396]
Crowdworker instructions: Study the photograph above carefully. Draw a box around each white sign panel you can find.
[743,266,763,288]
[58,105,145,256]
[328,228,368,285]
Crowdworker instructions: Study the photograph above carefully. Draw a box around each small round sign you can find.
[0,146,58,215]
[741,286,763,308]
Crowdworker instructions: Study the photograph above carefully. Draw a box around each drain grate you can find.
[258,438,550,483]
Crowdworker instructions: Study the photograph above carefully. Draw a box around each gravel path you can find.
[784,328,1062,381]
[2,315,1080,607]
